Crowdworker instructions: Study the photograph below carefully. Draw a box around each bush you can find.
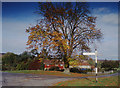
[70,67,92,74]
[86,69,93,72]
[79,69,87,74]
[28,59,44,70]
[18,51,32,62]
[70,67,80,73]
[2,52,18,71]
[16,63,22,70]
[2,65,15,71]
[60,69,64,72]
[101,60,119,71]
[49,66,60,71]
[16,62,26,70]
[2,66,7,71]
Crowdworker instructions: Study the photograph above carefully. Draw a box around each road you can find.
[2,72,73,86]
[1,72,119,86]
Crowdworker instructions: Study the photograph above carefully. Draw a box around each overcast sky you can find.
[1,2,119,60]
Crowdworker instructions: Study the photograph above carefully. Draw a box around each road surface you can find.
[1,71,119,86]
[2,72,73,86]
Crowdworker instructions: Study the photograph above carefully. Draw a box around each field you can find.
[53,75,119,86]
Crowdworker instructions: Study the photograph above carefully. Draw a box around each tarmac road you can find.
[2,72,73,86]
[1,71,119,86]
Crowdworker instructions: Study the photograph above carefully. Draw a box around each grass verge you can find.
[3,70,114,77]
[4,70,94,77]
[53,75,119,86]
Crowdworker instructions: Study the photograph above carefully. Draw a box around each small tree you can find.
[18,51,32,62]
[2,52,18,70]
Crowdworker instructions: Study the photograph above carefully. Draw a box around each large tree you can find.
[26,2,102,71]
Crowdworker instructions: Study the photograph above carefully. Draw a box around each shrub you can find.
[2,52,18,71]
[16,63,22,70]
[49,66,59,71]
[70,67,92,74]
[79,69,87,74]
[101,60,119,71]
[28,59,44,70]
[16,62,26,70]
[86,69,93,72]
[70,67,80,73]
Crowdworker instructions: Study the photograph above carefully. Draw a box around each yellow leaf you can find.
[90,27,95,30]
[35,46,38,50]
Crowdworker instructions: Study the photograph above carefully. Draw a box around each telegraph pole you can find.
[95,49,98,82]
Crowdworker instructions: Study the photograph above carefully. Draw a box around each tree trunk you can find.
[63,56,70,74]
[64,68,70,74]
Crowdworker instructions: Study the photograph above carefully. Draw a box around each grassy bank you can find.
[54,75,119,86]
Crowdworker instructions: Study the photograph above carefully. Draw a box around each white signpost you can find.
[83,53,95,55]
[83,49,98,82]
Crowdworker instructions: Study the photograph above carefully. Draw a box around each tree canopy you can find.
[26,2,102,68]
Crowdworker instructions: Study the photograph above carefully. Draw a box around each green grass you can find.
[4,70,95,77]
[54,75,119,86]
[4,70,119,86]
[4,70,114,77]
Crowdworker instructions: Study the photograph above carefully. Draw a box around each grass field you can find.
[53,75,119,86]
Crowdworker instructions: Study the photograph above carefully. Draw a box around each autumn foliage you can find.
[26,2,102,68]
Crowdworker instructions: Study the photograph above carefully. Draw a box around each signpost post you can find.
[83,49,98,82]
